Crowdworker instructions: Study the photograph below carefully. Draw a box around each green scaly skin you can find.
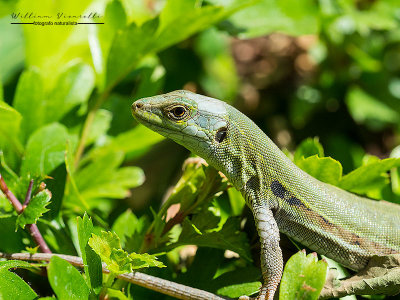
[131,90,400,300]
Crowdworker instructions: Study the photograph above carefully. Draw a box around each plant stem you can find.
[73,89,111,168]
[0,174,51,253]
[0,252,226,300]
[22,179,34,208]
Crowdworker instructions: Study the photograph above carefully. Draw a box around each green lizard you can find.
[131,90,400,300]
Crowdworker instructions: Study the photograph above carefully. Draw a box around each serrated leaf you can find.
[16,190,51,229]
[77,213,102,296]
[295,155,343,186]
[129,253,166,269]
[89,231,165,275]
[294,137,324,162]
[339,157,400,193]
[20,123,69,178]
[48,256,89,300]
[280,251,327,300]
[89,231,129,274]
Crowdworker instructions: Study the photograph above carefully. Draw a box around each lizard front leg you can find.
[252,204,283,300]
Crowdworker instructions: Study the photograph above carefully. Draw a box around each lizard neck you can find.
[207,105,298,206]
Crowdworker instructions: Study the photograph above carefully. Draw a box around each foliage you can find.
[0,0,399,299]
[280,251,328,300]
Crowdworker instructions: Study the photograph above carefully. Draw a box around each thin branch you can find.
[0,174,23,213]
[0,252,227,300]
[27,224,52,253]
[22,179,34,208]
[0,174,51,253]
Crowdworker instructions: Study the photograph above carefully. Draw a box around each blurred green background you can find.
[0,0,400,299]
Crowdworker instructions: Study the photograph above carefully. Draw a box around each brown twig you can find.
[0,174,51,253]
[22,179,34,209]
[0,252,227,300]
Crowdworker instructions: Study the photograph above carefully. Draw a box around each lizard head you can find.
[131,90,229,160]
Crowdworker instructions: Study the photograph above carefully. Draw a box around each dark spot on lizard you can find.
[320,216,331,225]
[350,233,363,246]
[271,180,287,199]
[287,196,308,209]
[246,175,260,192]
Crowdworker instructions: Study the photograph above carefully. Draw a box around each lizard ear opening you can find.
[215,127,227,143]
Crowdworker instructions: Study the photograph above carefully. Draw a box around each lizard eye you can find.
[167,105,188,120]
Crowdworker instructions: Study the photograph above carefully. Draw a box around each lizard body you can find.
[131,90,400,299]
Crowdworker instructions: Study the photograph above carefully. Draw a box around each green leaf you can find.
[155,0,251,52]
[77,213,102,296]
[346,86,399,129]
[176,211,251,261]
[217,282,261,298]
[294,137,324,162]
[17,0,94,81]
[106,289,129,300]
[112,210,151,253]
[13,68,45,142]
[20,123,69,178]
[224,0,319,38]
[88,231,131,274]
[106,0,249,88]
[0,18,24,83]
[0,260,34,271]
[339,157,400,194]
[106,18,159,88]
[295,155,343,186]
[391,146,400,195]
[86,125,164,161]
[16,190,52,229]
[86,109,112,146]
[112,210,139,246]
[76,152,145,200]
[48,256,90,300]
[280,251,327,300]
[129,253,166,269]
[89,0,127,90]
[0,263,37,300]
[0,100,23,165]
[227,187,246,216]
[0,215,25,252]
[46,62,95,123]
[195,28,238,100]
[212,266,261,297]
[88,231,165,275]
